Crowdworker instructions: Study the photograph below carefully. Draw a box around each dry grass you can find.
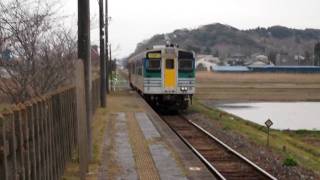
[197,72,320,83]
[0,103,9,112]
[0,93,11,112]
[63,106,109,180]
[196,72,320,101]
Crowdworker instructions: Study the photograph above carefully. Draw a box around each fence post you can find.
[38,97,48,180]
[54,92,61,177]
[40,96,50,180]
[0,113,9,180]
[25,101,37,180]
[19,103,32,180]
[12,105,25,180]
[46,95,55,180]
[56,92,63,177]
[72,88,78,151]
[1,109,19,180]
[59,91,67,171]
[66,90,73,159]
[32,99,42,180]
[52,94,57,177]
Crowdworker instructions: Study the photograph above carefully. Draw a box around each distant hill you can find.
[133,23,320,63]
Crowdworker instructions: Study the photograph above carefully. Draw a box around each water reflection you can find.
[211,102,320,130]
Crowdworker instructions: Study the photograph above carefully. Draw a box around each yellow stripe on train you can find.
[164,59,176,88]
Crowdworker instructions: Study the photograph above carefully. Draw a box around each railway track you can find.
[161,115,277,180]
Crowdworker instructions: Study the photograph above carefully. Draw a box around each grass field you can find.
[196,72,320,101]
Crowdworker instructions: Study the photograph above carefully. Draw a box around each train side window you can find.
[138,67,142,75]
[166,59,174,69]
[137,59,142,75]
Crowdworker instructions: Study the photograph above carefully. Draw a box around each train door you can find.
[164,58,176,89]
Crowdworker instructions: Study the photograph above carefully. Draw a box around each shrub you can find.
[283,156,298,166]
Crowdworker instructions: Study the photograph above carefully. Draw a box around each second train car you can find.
[128,45,195,110]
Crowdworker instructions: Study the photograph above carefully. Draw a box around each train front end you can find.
[144,46,195,110]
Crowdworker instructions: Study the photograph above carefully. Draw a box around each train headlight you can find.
[180,87,188,91]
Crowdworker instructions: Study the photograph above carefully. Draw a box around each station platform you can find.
[96,91,215,180]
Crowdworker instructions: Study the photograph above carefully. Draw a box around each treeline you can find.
[134,23,320,64]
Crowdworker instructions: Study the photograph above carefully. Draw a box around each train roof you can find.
[128,46,194,63]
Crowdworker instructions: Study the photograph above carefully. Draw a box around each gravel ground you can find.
[186,112,320,180]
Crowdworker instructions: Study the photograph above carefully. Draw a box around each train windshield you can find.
[146,51,161,71]
[147,59,161,71]
[178,51,194,71]
[179,59,193,71]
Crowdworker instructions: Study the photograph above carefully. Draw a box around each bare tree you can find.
[0,0,77,103]
[0,28,6,51]
[34,28,77,94]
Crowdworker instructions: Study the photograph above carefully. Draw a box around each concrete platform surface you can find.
[97,92,215,180]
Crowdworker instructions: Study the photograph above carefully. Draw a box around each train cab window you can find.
[166,59,174,69]
[179,59,193,71]
[147,59,161,71]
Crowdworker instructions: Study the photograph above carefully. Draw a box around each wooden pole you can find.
[78,0,91,176]
[75,62,88,178]
[99,0,106,107]
[109,44,112,91]
[267,127,270,147]
[105,0,109,93]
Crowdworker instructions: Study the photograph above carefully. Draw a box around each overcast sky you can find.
[61,0,320,58]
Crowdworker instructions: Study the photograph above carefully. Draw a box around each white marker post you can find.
[265,119,273,147]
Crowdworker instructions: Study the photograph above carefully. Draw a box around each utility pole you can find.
[105,0,109,93]
[99,0,106,107]
[109,44,112,90]
[78,0,92,176]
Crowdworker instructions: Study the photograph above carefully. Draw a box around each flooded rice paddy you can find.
[210,102,320,130]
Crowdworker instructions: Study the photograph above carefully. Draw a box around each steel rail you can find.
[166,121,227,180]
[162,115,277,180]
[182,116,277,180]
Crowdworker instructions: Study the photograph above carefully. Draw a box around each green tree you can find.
[314,42,320,66]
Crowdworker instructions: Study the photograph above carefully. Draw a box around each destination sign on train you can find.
[148,53,161,59]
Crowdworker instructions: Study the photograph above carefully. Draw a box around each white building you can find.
[196,55,220,71]
[246,54,272,66]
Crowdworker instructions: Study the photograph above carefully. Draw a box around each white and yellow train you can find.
[128,45,195,110]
